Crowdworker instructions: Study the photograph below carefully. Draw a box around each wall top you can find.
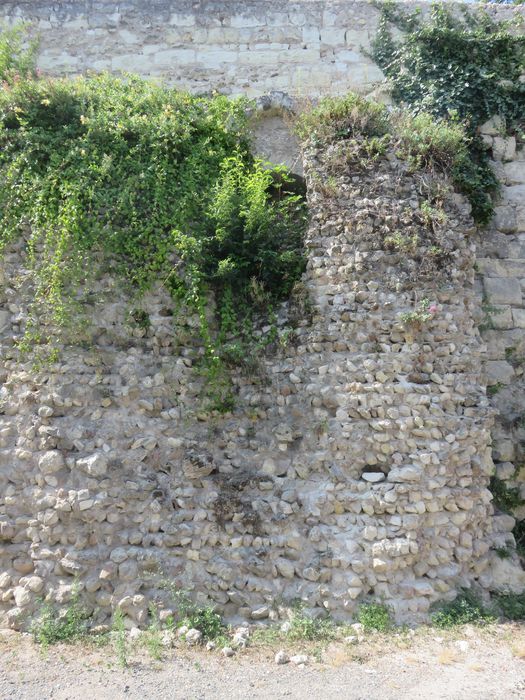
[0,1,523,97]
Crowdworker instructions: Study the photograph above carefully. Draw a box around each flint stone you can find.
[388,465,422,482]
[38,450,65,474]
[77,453,108,477]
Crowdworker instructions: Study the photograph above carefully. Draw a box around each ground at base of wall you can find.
[1,624,524,700]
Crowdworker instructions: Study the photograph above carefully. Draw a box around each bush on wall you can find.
[370,1,525,223]
[0,29,307,408]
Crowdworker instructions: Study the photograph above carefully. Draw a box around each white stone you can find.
[185,628,202,645]
[388,466,422,482]
[275,650,290,664]
[290,654,308,666]
[77,453,108,477]
[361,471,385,483]
[38,450,65,474]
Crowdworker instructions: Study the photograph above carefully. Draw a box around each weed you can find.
[164,587,224,641]
[112,608,129,668]
[420,200,447,228]
[286,606,336,642]
[384,231,419,254]
[400,298,437,327]
[495,592,525,621]
[31,593,90,648]
[493,545,513,559]
[128,308,151,333]
[357,602,393,632]
[144,605,163,661]
[294,92,389,144]
[490,476,524,513]
[487,383,505,397]
[430,590,495,628]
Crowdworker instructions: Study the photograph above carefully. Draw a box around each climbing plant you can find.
[0,36,307,409]
[370,1,525,223]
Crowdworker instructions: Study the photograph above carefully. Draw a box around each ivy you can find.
[370,1,525,223]
[0,36,307,409]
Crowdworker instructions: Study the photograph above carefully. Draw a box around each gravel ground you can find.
[1,624,524,700]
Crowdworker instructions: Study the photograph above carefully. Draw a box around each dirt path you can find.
[1,625,524,700]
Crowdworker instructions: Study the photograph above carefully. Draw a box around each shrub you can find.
[169,589,224,640]
[357,602,393,632]
[430,590,495,628]
[31,596,91,647]
[394,111,467,172]
[495,592,525,621]
[0,66,307,384]
[294,92,389,144]
[286,605,336,641]
[370,2,524,223]
[0,24,38,82]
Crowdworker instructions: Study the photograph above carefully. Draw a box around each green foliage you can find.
[0,64,307,393]
[168,589,223,641]
[394,111,467,172]
[286,605,336,642]
[514,518,525,556]
[357,602,393,632]
[31,595,91,648]
[490,476,525,512]
[144,604,163,660]
[112,608,129,668]
[400,298,436,327]
[0,24,38,83]
[371,1,525,223]
[495,591,525,620]
[430,589,495,628]
[294,92,389,144]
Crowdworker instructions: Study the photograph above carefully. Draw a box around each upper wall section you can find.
[1,1,522,97]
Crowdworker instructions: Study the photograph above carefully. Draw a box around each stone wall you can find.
[476,121,525,529]
[0,133,517,630]
[0,1,521,98]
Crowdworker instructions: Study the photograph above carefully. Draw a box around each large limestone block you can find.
[479,115,505,135]
[502,184,525,206]
[494,205,517,234]
[484,277,522,306]
[512,308,525,328]
[493,136,516,162]
[485,360,515,385]
[503,161,525,185]
[481,554,525,594]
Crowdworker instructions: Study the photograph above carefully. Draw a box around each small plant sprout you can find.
[112,608,129,668]
[357,602,393,632]
[400,299,438,328]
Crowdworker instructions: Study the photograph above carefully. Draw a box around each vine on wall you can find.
[370,1,525,223]
[0,29,307,410]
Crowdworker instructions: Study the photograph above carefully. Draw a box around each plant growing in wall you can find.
[0,29,308,410]
[370,0,525,223]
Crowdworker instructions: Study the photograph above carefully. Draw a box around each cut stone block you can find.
[487,305,513,330]
[479,115,505,135]
[484,277,522,306]
[485,360,514,385]
[494,205,517,234]
[493,136,516,162]
[512,308,525,328]
[502,185,525,206]
[492,440,515,462]
[503,161,525,185]
[517,207,525,232]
